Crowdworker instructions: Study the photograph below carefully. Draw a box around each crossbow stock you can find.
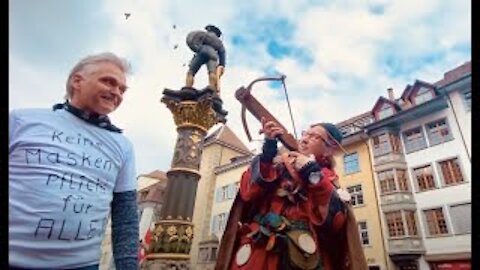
[235,75,299,151]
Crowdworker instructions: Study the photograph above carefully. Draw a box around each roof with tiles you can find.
[434,61,471,88]
[139,170,167,180]
[334,60,470,137]
[214,154,254,174]
[204,125,251,153]
[138,181,167,204]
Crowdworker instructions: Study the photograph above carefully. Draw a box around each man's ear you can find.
[71,73,84,90]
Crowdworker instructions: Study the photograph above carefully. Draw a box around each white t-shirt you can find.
[9,108,137,268]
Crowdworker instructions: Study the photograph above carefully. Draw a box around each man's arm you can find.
[111,190,139,269]
[238,137,280,202]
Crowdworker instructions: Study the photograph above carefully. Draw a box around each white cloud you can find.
[10,0,471,175]
[9,55,67,109]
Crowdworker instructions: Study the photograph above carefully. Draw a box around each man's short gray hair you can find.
[65,52,131,100]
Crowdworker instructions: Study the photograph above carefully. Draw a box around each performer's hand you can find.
[217,65,225,77]
[260,117,284,140]
[287,151,316,171]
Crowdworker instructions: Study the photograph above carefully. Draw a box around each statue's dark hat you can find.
[205,24,222,37]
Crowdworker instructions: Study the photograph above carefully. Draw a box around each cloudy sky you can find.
[10,0,471,175]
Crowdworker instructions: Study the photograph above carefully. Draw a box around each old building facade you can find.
[102,61,470,270]
[190,125,252,269]
[334,112,391,270]
[364,62,471,270]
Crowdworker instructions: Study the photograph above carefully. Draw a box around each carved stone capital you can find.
[162,90,226,132]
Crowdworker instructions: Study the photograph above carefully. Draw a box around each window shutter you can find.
[211,215,218,233]
[215,188,222,203]
[450,204,471,234]
[228,184,236,199]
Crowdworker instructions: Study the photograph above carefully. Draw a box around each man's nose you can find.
[110,86,123,96]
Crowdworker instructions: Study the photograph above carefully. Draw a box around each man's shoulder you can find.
[113,133,134,148]
[10,107,54,119]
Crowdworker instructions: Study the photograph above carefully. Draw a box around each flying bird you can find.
[124,13,131,20]
[172,24,176,29]
[173,44,178,50]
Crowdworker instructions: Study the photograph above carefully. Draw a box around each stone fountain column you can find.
[143,87,226,270]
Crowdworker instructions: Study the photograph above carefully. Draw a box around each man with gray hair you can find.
[9,52,139,269]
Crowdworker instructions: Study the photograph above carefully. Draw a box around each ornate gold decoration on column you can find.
[149,219,194,255]
[164,99,221,133]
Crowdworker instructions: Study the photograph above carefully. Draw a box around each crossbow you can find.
[235,75,298,151]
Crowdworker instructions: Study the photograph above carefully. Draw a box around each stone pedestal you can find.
[143,87,226,269]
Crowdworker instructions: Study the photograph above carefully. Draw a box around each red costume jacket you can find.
[215,154,368,270]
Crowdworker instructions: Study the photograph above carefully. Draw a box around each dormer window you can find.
[377,104,394,120]
[414,87,434,105]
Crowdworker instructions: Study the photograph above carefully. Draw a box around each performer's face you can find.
[298,125,336,159]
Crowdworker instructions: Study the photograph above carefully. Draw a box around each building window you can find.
[215,187,224,203]
[424,208,449,236]
[198,247,209,262]
[344,152,360,174]
[358,221,370,245]
[373,133,392,156]
[438,158,464,185]
[399,262,419,270]
[391,133,402,153]
[139,189,150,202]
[426,118,453,146]
[378,170,396,194]
[378,104,395,120]
[210,247,218,261]
[390,134,403,153]
[211,212,229,234]
[414,87,434,105]
[347,185,364,206]
[385,210,418,238]
[405,211,419,236]
[413,165,436,192]
[373,132,402,157]
[403,127,427,153]
[396,169,410,191]
[228,183,238,199]
[385,211,405,237]
[215,183,238,202]
[463,90,471,111]
[449,203,471,234]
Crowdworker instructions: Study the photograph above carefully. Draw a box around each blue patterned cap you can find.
[318,122,343,144]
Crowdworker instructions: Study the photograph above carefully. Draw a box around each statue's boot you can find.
[208,72,218,93]
[186,73,194,88]
[215,67,222,96]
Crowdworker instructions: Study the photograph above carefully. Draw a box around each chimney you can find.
[387,88,395,101]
